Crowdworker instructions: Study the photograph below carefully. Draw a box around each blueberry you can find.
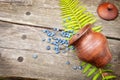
[58,38,62,43]
[51,42,55,45]
[65,40,69,44]
[47,33,51,37]
[56,28,59,31]
[46,46,51,50]
[66,61,70,65]
[55,50,60,54]
[68,30,74,33]
[56,43,59,46]
[52,37,57,40]
[72,66,77,70]
[47,38,51,43]
[55,40,59,43]
[32,54,38,59]
[67,34,71,38]
[43,30,48,33]
[71,46,75,50]
[53,28,59,31]
[53,28,57,31]
[78,66,82,70]
[54,46,59,51]
[51,32,55,36]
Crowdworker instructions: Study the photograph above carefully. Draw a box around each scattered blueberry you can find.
[47,32,52,37]
[56,28,59,31]
[46,46,51,50]
[51,32,55,36]
[70,46,75,50]
[53,28,58,31]
[55,50,60,54]
[43,30,48,33]
[66,61,70,65]
[78,66,83,70]
[72,66,77,70]
[68,30,74,33]
[53,28,59,31]
[32,54,38,59]
[47,38,51,43]
[52,37,57,40]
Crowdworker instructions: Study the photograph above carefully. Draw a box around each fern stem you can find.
[99,68,105,79]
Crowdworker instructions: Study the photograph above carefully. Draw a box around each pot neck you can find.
[69,24,92,46]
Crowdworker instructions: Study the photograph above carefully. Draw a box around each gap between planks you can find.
[0,19,120,41]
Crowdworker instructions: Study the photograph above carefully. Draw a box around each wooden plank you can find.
[0,21,120,79]
[0,0,120,38]
[0,0,33,5]
[0,22,85,80]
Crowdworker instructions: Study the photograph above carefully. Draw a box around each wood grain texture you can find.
[0,0,120,80]
[0,21,120,80]
[0,22,85,80]
[0,0,120,38]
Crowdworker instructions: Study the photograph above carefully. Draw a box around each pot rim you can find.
[69,24,92,45]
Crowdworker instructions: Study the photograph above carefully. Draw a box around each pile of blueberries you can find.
[42,28,75,54]
[41,28,83,70]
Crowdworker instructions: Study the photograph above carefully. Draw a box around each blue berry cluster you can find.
[42,28,75,54]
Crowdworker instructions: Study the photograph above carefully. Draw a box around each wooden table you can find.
[0,0,120,80]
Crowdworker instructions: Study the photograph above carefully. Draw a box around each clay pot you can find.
[69,24,112,68]
[97,2,118,20]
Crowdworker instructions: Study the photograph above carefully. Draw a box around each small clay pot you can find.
[69,24,112,68]
[97,2,118,20]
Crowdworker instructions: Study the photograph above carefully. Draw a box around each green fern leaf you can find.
[92,26,102,32]
[92,72,101,80]
[87,67,97,77]
[102,70,113,73]
[80,61,86,66]
[83,64,92,73]
[60,0,97,32]
[102,76,116,80]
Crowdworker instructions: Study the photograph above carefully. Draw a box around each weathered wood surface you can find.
[0,0,120,80]
[0,22,85,80]
[0,0,120,38]
[0,21,120,80]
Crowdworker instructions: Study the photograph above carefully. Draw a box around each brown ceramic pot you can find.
[69,24,112,68]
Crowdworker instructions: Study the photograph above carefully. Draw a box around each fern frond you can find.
[102,70,113,73]
[83,64,92,73]
[87,67,97,77]
[60,0,97,32]
[102,76,116,80]
[80,61,86,66]
[92,72,101,80]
